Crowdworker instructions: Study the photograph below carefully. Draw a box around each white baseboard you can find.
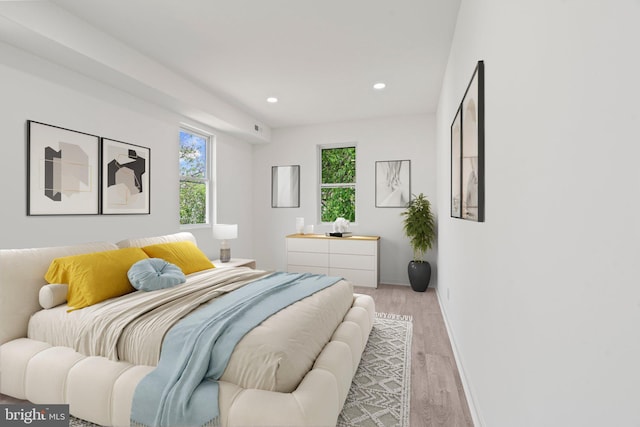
[435,287,483,427]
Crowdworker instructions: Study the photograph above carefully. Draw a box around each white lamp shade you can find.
[212,224,238,240]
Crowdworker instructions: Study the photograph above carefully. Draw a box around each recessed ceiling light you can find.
[373,82,386,90]
[267,97,278,103]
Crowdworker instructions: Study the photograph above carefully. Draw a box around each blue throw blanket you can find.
[131,271,343,427]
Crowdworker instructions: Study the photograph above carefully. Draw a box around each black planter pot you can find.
[408,261,431,292]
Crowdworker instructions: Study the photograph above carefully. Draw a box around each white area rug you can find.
[337,312,413,427]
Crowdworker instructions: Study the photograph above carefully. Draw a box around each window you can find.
[320,145,356,222]
[179,128,212,225]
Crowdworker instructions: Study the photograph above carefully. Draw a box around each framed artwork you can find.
[101,138,150,214]
[375,160,411,208]
[27,120,100,215]
[271,165,300,208]
[451,108,462,218]
[451,60,485,222]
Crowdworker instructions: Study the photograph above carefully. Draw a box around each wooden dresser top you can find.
[286,233,380,241]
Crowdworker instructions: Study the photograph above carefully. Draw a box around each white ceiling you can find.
[1,0,460,136]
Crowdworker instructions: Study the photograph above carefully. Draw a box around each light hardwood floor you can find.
[354,284,474,427]
[1,284,474,426]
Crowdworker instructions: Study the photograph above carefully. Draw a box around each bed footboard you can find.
[0,294,375,427]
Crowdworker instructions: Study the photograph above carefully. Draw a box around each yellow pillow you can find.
[141,241,214,275]
[45,247,149,310]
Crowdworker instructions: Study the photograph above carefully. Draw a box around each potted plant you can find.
[401,193,436,292]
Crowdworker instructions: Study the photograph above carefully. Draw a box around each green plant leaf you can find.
[401,193,436,261]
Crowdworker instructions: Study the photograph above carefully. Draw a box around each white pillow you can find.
[39,284,68,309]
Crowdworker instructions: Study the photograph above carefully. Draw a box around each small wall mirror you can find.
[271,165,300,208]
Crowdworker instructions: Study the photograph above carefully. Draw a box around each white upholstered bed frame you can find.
[0,232,375,426]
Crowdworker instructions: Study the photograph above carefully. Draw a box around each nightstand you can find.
[212,258,256,269]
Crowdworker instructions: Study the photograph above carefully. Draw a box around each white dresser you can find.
[286,234,380,288]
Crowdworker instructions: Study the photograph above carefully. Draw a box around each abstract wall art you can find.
[27,121,100,215]
[271,165,300,208]
[101,138,150,214]
[451,60,485,222]
[375,160,411,208]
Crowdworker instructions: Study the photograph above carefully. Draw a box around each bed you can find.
[0,232,375,426]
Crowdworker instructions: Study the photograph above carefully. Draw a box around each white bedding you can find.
[28,268,354,393]
[1,232,375,426]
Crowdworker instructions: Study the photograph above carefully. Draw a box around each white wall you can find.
[436,1,640,426]
[0,42,254,257]
[251,114,436,285]
[208,131,254,259]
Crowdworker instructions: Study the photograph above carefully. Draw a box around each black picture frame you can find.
[27,120,101,216]
[271,165,300,208]
[451,108,462,218]
[101,138,150,214]
[375,160,411,208]
[451,60,485,222]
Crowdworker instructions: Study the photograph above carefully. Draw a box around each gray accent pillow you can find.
[128,258,186,291]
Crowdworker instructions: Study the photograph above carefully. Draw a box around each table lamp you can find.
[212,224,237,263]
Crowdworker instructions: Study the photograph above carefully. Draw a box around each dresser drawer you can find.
[330,253,376,270]
[287,238,329,253]
[329,239,377,256]
[288,251,329,268]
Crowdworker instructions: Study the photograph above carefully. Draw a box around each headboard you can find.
[0,241,118,346]
[116,231,197,249]
[0,232,198,346]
